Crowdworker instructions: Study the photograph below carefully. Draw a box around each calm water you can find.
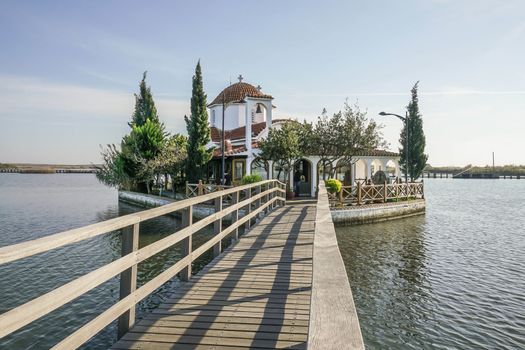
[0,174,218,349]
[336,179,525,349]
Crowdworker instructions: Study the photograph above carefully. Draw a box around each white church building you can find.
[206,76,402,197]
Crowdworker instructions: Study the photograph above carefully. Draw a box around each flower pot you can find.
[286,191,295,200]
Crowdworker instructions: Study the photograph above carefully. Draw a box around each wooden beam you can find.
[308,182,364,350]
[118,223,140,338]
[0,180,284,266]
[179,206,193,281]
[213,195,223,257]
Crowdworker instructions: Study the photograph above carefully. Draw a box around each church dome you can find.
[208,81,273,106]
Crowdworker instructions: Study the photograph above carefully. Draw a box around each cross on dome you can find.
[237,74,243,82]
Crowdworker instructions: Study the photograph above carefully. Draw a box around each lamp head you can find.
[379,111,387,116]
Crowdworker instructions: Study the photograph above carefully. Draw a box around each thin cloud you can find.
[0,75,188,125]
[281,90,525,97]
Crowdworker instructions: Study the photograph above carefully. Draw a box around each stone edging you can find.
[331,199,426,225]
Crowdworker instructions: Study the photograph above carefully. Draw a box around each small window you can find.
[233,160,245,182]
[211,110,216,125]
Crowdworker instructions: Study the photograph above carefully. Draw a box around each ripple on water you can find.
[0,174,222,349]
[336,179,525,350]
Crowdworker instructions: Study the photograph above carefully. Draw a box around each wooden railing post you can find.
[268,181,274,211]
[383,181,387,203]
[231,190,239,240]
[264,182,270,214]
[197,180,204,196]
[245,187,252,231]
[255,184,262,220]
[180,206,193,281]
[357,182,362,205]
[338,187,343,204]
[213,195,222,257]
[117,223,139,339]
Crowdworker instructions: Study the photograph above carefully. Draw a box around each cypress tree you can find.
[185,61,212,182]
[130,71,160,127]
[399,81,428,180]
[122,72,166,192]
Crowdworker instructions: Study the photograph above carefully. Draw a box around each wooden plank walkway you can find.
[112,200,316,350]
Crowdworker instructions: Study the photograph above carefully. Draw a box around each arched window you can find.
[251,158,268,180]
[272,160,287,183]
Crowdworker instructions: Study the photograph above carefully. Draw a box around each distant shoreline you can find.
[0,163,99,174]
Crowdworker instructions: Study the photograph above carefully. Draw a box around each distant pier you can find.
[423,172,521,179]
[0,167,96,174]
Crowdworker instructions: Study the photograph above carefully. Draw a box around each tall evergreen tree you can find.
[399,81,428,180]
[121,72,166,193]
[185,61,212,182]
[130,71,160,127]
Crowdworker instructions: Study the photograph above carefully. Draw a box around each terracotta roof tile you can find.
[208,82,273,106]
[354,149,399,157]
[210,121,267,142]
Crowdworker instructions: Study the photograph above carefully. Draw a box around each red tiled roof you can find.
[354,149,399,157]
[210,119,291,143]
[208,82,273,106]
[211,121,267,142]
[212,142,258,158]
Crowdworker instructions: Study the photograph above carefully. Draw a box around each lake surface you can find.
[0,174,218,349]
[336,178,525,350]
[2,175,524,349]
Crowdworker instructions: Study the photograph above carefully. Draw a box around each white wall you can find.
[209,104,246,130]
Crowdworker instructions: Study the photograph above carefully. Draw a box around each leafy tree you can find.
[185,61,212,182]
[310,108,343,179]
[400,82,428,180]
[121,119,167,193]
[150,134,188,193]
[95,144,131,189]
[338,101,387,164]
[130,71,160,127]
[308,101,386,178]
[97,73,169,193]
[258,121,305,190]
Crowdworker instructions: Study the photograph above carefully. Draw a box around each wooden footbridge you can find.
[0,180,363,349]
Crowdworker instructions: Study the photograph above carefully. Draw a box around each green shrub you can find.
[241,174,263,185]
[325,179,342,193]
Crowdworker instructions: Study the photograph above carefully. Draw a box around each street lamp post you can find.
[379,111,409,183]
[221,95,226,186]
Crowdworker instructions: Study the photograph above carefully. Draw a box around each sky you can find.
[1,0,524,166]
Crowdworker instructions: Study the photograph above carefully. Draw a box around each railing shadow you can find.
[127,204,311,348]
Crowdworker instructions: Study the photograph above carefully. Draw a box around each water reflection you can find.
[336,179,525,350]
[0,175,220,349]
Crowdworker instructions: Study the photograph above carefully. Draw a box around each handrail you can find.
[0,179,286,348]
[308,182,364,349]
[185,180,234,198]
[329,181,424,207]
[0,179,283,265]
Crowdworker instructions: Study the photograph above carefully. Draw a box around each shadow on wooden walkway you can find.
[112,200,316,350]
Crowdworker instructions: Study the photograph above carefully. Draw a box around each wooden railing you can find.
[327,182,424,206]
[185,180,234,198]
[0,179,286,349]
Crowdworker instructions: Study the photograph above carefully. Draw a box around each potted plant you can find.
[325,178,342,194]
